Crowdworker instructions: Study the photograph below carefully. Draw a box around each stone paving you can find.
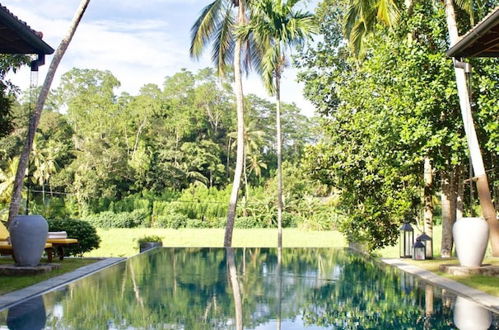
[382,258,499,314]
[0,257,124,311]
[0,263,60,276]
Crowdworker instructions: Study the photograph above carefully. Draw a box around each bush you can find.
[154,211,188,229]
[86,209,148,228]
[47,219,101,256]
[235,216,263,229]
[137,235,163,245]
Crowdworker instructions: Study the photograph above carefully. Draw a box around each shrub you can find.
[86,209,148,228]
[175,184,228,219]
[137,235,163,245]
[235,216,262,229]
[47,219,101,256]
[154,212,188,229]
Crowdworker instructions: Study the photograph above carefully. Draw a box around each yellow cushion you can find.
[0,222,9,240]
[0,241,52,250]
[47,238,78,244]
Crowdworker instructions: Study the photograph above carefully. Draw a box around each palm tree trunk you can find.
[227,248,243,330]
[7,0,91,225]
[224,0,246,247]
[276,73,283,249]
[444,0,499,256]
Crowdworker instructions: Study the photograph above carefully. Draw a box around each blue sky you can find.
[4,0,316,115]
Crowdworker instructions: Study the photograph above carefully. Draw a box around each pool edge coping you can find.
[381,258,499,314]
[0,257,125,311]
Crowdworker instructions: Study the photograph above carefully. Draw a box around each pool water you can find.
[0,248,497,329]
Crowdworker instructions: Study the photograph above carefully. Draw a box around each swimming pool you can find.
[0,248,497,329]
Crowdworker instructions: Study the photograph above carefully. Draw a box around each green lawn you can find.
[85,228,348,257]
[0,257,98,295]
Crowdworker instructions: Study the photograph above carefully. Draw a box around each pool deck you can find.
[382,258,499,313]
[0,257,124,311]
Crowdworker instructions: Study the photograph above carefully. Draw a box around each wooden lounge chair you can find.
[0,222,78,262]
[0,222,53,262]
[46,232,79,261]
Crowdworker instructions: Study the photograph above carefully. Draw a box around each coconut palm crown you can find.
[190,0,261,77]
[238,0,316,94]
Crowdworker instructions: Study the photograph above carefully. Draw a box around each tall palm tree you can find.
[8,0,91,225]
[191,0,261,246]
[239,0,316,247]
[343,0,499,256]
[229,120,266,215]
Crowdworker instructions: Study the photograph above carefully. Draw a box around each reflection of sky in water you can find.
[0,248,497,329]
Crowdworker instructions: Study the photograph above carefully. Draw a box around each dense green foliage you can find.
[0,66,325,230]
[0,55,29,139]
[47,218,100,256]
[296,1,498,249]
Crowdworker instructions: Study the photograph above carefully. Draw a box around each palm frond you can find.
[190,0,224,59]
[454,0,475,24]
[212,5,236,76]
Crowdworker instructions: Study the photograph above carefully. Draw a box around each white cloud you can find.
[4,0,316,116]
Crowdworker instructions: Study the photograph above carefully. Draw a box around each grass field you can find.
[86,226,444,258]
[85,228,348,257]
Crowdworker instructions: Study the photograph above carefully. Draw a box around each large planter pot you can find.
[453,297,491,330]
[453,217,488,267]
[9,215,48,267]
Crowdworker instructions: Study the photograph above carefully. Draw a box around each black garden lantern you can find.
[399,222,414,258]
[417,232,433,259]
[413,239,426,260]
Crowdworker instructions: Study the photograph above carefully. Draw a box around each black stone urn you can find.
[9,215,48,266]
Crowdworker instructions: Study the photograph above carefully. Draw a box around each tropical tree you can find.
[8,0,91,224]
[190,0,260,246]
[343,0,499,256]
[0,157,20,206]
[0,55,30,138]
[238,0,316,246]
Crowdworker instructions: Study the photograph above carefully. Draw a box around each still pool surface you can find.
[0,248,498,329]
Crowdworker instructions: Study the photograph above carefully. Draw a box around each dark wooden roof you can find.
[447,7,499,58]
[0,4,54,54]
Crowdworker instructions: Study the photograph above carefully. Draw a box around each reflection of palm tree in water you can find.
[227,248,243,330]
[277,247,282,330]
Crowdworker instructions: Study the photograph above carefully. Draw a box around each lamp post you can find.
[400,222,414,258]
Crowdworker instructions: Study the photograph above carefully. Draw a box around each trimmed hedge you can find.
[86,209,148,228]
[47,219,101,256]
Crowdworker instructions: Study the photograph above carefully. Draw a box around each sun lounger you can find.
[0,221,78,262]
[46,232,79,261]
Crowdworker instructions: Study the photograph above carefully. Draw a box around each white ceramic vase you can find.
[453,217,488,267]
[453,297,492,330]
